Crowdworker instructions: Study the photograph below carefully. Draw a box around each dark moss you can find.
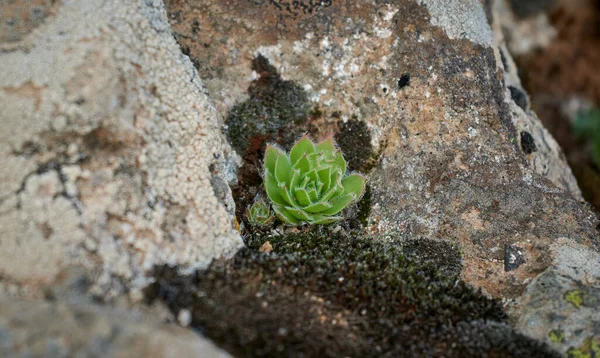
[335,119,375,172]
[147,231,559,357]
[226,55,310,156]
[354,184,372,228]
[400,237,462,278]
[247,0,333,19]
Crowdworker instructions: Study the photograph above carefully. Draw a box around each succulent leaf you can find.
[295,188,312,206]
[289,169,301,194]
[303,201,332,213]
[306,168,319,184]
[275,153,292,185]
[332,152,346,174]
[262,134,367,225]
[286,207,313,221]
[290,135,315,164]
[317,167,331,188]
[321,193,356,215]
[279,183,295,206]
[307,188,319,202]
[320,186,339,202]
[293,154,311,174]
[272,204,301,225]
[265,171,286,206]
[311,216,343,224]
[342,173,367,198]
[316,135,336,157]
[265,145,281,174]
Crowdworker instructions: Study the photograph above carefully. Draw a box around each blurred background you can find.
[504,0,600,210]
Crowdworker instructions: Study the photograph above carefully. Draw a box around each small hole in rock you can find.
[398,74,410,89]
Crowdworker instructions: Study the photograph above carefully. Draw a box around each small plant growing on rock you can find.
[245,198,275,227]
[263,134,367,225]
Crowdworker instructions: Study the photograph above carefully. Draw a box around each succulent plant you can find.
[245,198,275,227]
[263,134,367,225]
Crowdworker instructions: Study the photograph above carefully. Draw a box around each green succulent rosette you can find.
[245,198,275,227]
[263,134,367,225]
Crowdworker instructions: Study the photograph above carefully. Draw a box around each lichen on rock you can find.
[0,0,243,300]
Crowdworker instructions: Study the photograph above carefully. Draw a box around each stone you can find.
[0,0,243,300]
[0,298,231,358]
[164,0,599,353]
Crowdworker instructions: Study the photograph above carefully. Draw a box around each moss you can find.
[565,289,584,308]
[566,338,600,358]
[400,237,462,278]
[335,119,375,172]
[147,230,559,357]
[355,184,372,227]
[549,329,565,343]
[226,55,310,157]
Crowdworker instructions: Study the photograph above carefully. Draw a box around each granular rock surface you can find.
[165,0,600,353]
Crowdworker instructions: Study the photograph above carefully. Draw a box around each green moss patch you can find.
[147,231,559,357]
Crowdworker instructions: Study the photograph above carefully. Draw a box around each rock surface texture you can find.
[1,0,599,356]
[164,0,599,354]
[0,298,231,357]
[0,0,243,300]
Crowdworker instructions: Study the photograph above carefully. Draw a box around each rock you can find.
[0,0,243,300]
[164,0,599,353]
[0,298,231,358]
[516,238,600,355]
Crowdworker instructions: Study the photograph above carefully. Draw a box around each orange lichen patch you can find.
[2,81,45,111]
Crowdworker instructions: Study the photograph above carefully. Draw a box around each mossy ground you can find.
[146,229,559,357]
[226,55,311,157]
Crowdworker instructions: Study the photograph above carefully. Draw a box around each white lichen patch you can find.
[420,0,493,46]
[0,0,243,299]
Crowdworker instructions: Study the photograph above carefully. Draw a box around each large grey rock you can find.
[0,0,243,300]
[164,0,599,353]
[0,298,232,358]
